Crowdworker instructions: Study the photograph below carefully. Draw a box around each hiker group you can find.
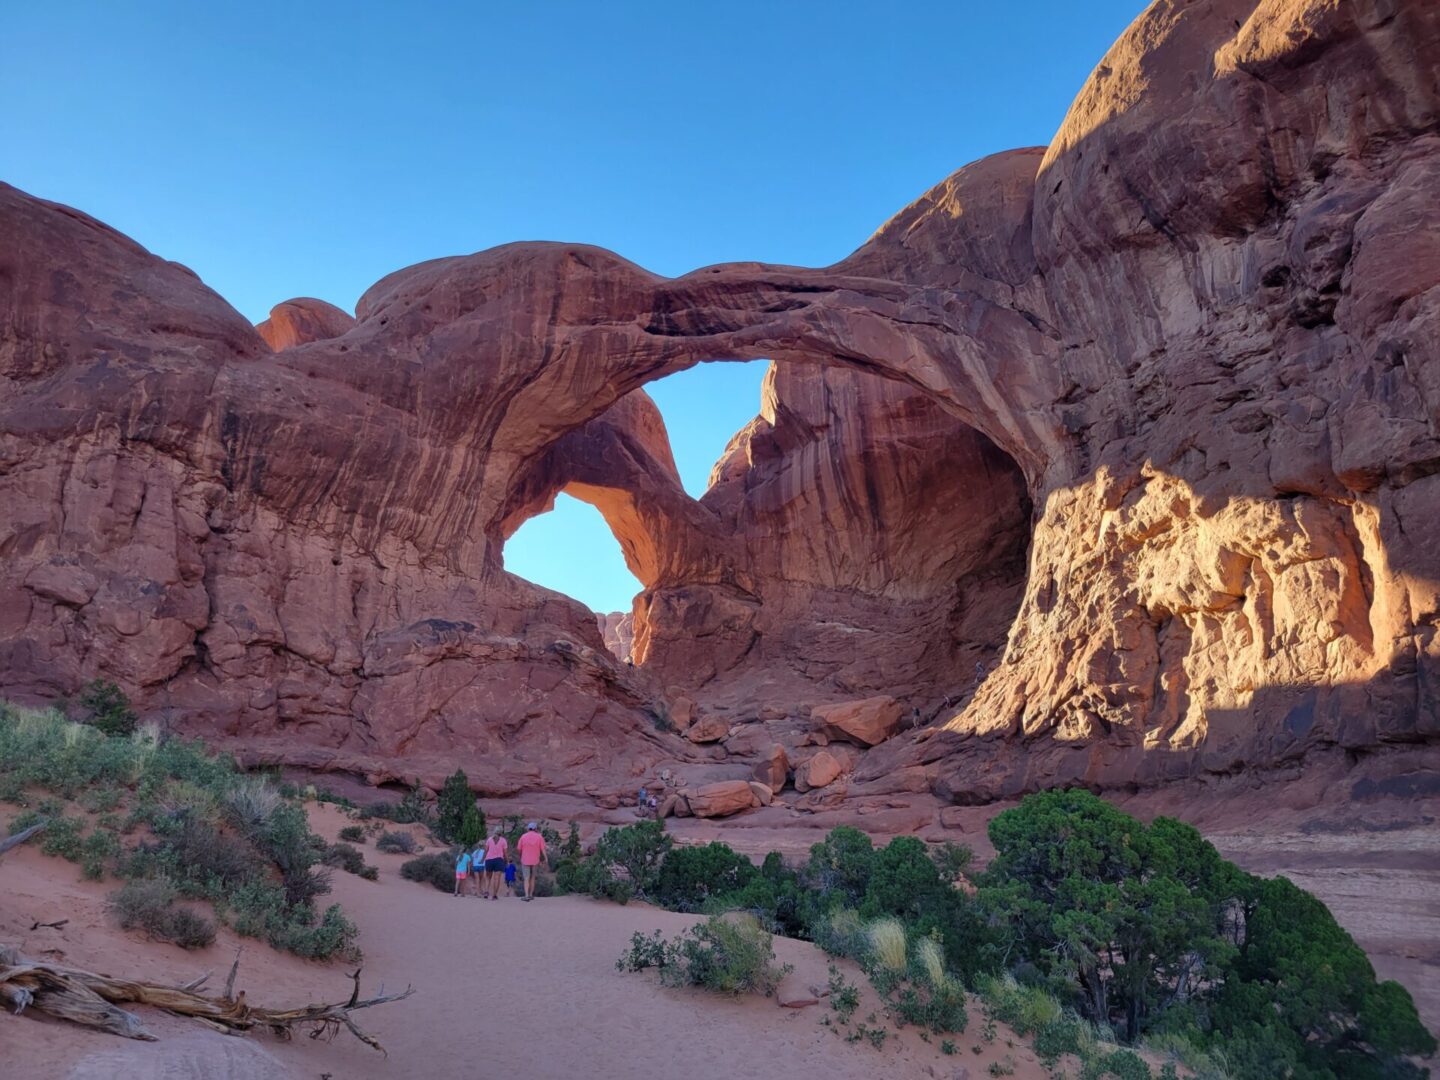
[453,821,548,902]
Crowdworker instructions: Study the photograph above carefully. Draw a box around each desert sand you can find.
[2,804,1064,1080]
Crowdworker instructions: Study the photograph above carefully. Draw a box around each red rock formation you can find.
[0,0,1437,815]
[813,697,903,748]
[594,612,635,662]
[255,298,355,351]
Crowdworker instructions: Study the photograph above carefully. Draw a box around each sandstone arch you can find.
[1,0,1437,807]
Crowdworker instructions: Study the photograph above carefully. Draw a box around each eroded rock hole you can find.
[502,492,642,661]
[501,356,1033,719]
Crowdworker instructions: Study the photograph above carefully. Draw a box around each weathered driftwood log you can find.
[0,946,413,1053]
[0,820,47,857]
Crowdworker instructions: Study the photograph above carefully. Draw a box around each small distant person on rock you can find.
[481,827,509,901]
[517,822,548,902]
[453,848,471,898]
[504,857,518,897]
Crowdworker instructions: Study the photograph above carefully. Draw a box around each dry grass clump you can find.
[867,917,908,973]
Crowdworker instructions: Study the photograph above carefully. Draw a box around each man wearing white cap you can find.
[516,821,549,902]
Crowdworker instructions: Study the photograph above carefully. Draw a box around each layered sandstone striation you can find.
[1,0,1438,811]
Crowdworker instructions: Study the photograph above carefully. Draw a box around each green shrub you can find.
[616,914,790,997]
[616,930,672,972]
[338,825,365,843]
[79,785,123,813]
[1211,873,1436,1078]
[323,842,367,875]
[165,907,220,949]
[135,811,264,898]
[591,819,671,898]
[277,903,358,960]
[224,879,357,960]
[359,865,378,881]
[457,804,485,850]
[376,830,418,854]
[39,814,84,861]
[555,853,635,903]
[805,826,875,908]
[108,878,217,949]
[932,841,974,882]
[652,842,756,911]
[435,769,477,843]
[894,975,969,1035]
[813,907,869,961]
[1034,1017,1085,1063]
[0,700,363,964]
[980,790,1245,1041]
[1082,1049,1151,1080]
[252,802,330,908]
[400,853,454,892]
[708,851,812,937]
[75,680,138,737]
[80,827,122,880]
[0,772,25,804]
[828,964,860,1023]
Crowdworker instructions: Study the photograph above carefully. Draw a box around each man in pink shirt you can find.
[516,822,548,902]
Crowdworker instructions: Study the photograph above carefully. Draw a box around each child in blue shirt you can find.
[504,858,518,897]
[453,849,471,897]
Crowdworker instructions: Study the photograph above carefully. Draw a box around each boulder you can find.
[794,750,843,793]
[812,696,903,747]
[683,780,758,818]
[752,743,789,793]
[668,693,695,733]
[687,715,731,744]
[747,781,774,807]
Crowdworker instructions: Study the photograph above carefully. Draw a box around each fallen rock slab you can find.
[812,696,902,747]
[682,780,756,818]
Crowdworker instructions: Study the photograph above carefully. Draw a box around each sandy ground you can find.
[2,804,1063,1080]
[5,790,1433,1078]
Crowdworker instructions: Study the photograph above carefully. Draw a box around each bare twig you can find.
[28,919,68,932]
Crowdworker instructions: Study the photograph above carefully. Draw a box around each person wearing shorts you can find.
[453,849,471,898]
[516,821,548,901]
[481,828,508,900]
[504,858,518,897]
[470,841,487,897]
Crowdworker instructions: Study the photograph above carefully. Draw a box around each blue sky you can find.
[3,0,1143,613]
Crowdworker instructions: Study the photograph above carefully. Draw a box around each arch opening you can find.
[502,492,642,661]
[498,351,1035,718]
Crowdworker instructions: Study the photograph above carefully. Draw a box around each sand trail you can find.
[2,804,1053,1079]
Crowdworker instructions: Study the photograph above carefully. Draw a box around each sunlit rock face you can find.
[595,612,635,662]
[1,0,1437,805]
[255,298,355,352]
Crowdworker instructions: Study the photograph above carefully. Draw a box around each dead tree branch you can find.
[0,821,47,858]
[0,945,413,1053]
